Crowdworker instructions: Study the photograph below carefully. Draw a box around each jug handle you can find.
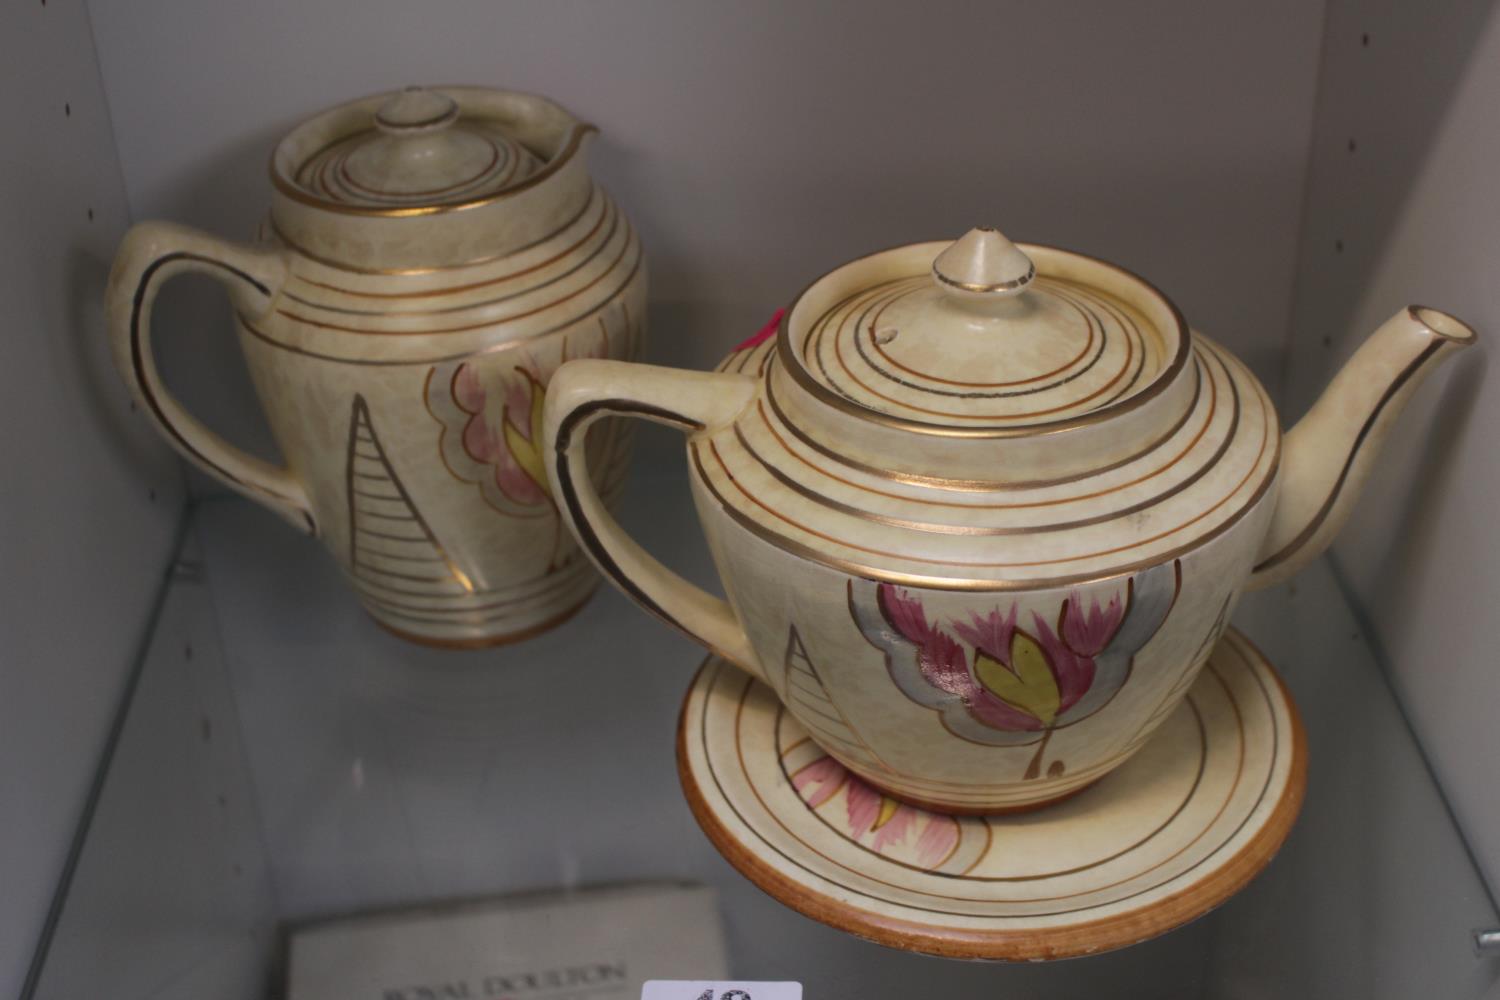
[545,359,762,679]
[106,221,314,533]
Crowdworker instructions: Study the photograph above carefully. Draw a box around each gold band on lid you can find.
[931,227,1036,299]
[775,237,1193,440]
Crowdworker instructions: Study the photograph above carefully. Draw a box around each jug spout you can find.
[1247,307,1476,590]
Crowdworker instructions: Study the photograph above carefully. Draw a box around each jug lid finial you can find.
[374,86,460,133]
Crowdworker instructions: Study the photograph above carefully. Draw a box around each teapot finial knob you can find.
[374,86,460,134]
[932,228,1035,304]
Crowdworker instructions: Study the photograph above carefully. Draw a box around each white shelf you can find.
[25,480,1500,999]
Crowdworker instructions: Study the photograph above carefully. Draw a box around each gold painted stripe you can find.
[284,188,606,302]
[280,200,619,318]
[727,351,1233,536]
[1252,340,1441,574]
[752,352,1212,512]
[236,235,643,366]
[932,260,1035,294]
[330,137,504,201]
[688,368,1275,590]
[762,361,1203,493]
[277,186,602,278]
[273,122,596,217]
[277,214,631,334]
[843,279,1113,401]
[867,283,1098,388]
[774,240,1193,439]
[725,665,1241,902]
[828,282,1132,420]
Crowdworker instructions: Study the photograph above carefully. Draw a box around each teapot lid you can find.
[708,230,1279,590]
[275,86,543,213]
[787,228,1188,432]
[770,229,1202,483]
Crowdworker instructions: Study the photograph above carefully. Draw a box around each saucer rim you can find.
[675,628,1308,961]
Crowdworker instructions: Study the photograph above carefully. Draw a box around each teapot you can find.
[543,228,1473,812]
[106,86,646,648]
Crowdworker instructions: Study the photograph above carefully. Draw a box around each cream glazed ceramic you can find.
[106,86,647,647]
[545,227,1474,812]
[678,628,1306,959]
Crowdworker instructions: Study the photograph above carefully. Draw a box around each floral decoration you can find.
[848,562,1180,775]
[790,754,959,869]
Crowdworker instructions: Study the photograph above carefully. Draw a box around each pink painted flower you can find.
[790,754,847,809]
[877,583,1129,734]
[878,585,1045,732]
[453,362,550,507]
[876,585,971,697]
[1060,591,1125,657]
[854,565,1178,769]
[844,774,883,834]
[951,606,1018,663]
[1028,612,1096,719]
[455,365,502,464]
[791,754,958,869]
[732,308,785,352]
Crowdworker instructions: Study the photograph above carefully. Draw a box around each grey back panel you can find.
[0,2,182,994]
[86,0,1326,464]
[1282,0,1500,892]
[28,531,275,1000]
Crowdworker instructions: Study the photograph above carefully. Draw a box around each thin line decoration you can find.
[345,394,476,608]
[781,625,894,779]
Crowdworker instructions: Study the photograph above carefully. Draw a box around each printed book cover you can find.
[287,882,728,1000]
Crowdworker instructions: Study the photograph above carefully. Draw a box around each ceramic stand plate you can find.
[677,627,1306,960]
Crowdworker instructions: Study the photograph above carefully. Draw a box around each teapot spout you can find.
[1247,306,1476,590]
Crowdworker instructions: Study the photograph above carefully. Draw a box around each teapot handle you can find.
[544,359,762,678]
[106,221,314,533]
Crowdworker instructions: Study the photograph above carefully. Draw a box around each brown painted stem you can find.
[1023,726,1056,780]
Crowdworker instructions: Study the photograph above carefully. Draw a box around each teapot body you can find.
[544,227,1472,814]
[683,337,1277,811]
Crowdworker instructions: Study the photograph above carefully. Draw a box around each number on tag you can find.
[643,981,801,1000]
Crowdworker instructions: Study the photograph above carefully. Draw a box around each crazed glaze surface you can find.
[689,333,1274,809]
[677,628,1306,959]
[545,228,1472,811]
[107,86,647,646]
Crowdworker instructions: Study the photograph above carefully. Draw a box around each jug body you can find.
[106,87,646,647]
[247,194,644,646]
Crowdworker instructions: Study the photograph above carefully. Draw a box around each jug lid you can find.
[785,228,1190,434]
[269,86,596,270]
[274,86,543,213]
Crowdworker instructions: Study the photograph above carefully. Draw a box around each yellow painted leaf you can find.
[973,632,1060,725]
[873,796,900,831]
[528,375,548,444]
[503,378,552,499]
